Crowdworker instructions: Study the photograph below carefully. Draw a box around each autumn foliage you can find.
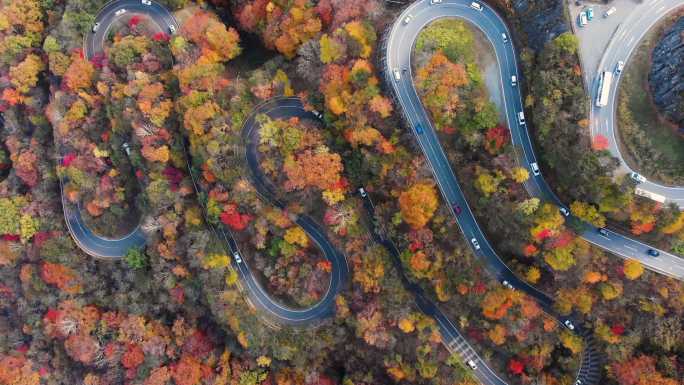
[398,182,438,229]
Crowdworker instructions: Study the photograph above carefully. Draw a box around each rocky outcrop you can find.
[649,17,684,131]
[512,0,568,52]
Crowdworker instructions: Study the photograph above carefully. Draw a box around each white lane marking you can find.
[624,245,637,252]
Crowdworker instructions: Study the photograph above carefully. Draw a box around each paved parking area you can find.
[568,0,640,84]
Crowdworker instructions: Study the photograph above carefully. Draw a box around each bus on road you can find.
[596,71,613,107]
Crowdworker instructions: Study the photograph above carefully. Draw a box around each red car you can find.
[453,204,462,215]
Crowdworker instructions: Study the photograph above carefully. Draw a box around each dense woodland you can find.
[0,0,682,385]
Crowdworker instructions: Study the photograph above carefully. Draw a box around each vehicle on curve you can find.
[587,7,594,20]
[501,32,508,43]
[233,251,242,263]
[92,22,100,32]
[169,24,176,34]
[578,11,588,27]
[511,75,517,86]
[415,123,424,134]
[596,71,613,107]
[452,203,462,215]
[517,111,526,125]
[630,172,646,184]
[311,109,323,120]
[564,320,575,330]
[647,249,660,257]
[470,1,483,11]
[466,359,478,370]
[471,238,480,250]
[604,6,616,17]
[141,0,151,4]
[576,380,583,385]
[598,227,609,237]
[430,0,442,4]
[403,14,413,24]
[615,60,625,75]
[559,207,570,217]
[530,162,540,176]
[122,142,131,156]
[115,8,127,16]
[393,69,401,81]
[358,187,367,198]
[502,280,514,289]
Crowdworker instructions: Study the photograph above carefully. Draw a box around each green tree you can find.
[125,247,147,269]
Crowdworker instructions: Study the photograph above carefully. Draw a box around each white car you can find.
[501,33,508,43]
[511,75,517,86]
[92,22,100,32]
[502,280,514,289]
[518,111,526,125]
[466,359,478,370]
[530,162,540,176]
[122,142,131,156]
[403,14,413,24]
[578,11,588,27]
[564,320,575,330]
[358,187,367,197]
[470,2,483,11]
[233,251,242,264]
[430,0,442,4]
[115,8,127,16]
[393,69,401,81]
[471,238,480,250]
[141,0,151,4]
[169,24,176,34]
[604,6,616,18]
[615,61,625,75]
[630,172,646,183]
[559,207,570,217]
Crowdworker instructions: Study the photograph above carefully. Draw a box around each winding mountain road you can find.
[591,0,684,207]
[61,0,178,259]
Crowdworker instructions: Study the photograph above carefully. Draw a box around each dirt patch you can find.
[471,25,506,122]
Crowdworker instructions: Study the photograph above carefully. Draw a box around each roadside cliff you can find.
[648,16,684,131]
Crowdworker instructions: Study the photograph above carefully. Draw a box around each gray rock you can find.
[648,17,684,129]
[512,0,568,52]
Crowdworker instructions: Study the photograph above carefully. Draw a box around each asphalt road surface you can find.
[62,0,179,258]
[223,96,350,326]
[383,0,609,383]
[591,0,684,207]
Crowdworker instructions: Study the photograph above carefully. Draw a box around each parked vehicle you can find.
[647,249,660,257]
[530,162,540,176]
[578,11,588,27]
[471,238,480,250]
[604,6,616,18]
[470,1,483,11]
[511,75,517,86]
[587,7,594,20]
[615,60,625,75]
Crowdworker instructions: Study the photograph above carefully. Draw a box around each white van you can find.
[578,11,588,27]
[517,111,526,125]
[470,2,483,11]
[511,75,517,86]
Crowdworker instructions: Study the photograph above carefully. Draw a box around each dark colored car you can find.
[415,123,424,134]
[647,249,660,257]
[453,204,462,215]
